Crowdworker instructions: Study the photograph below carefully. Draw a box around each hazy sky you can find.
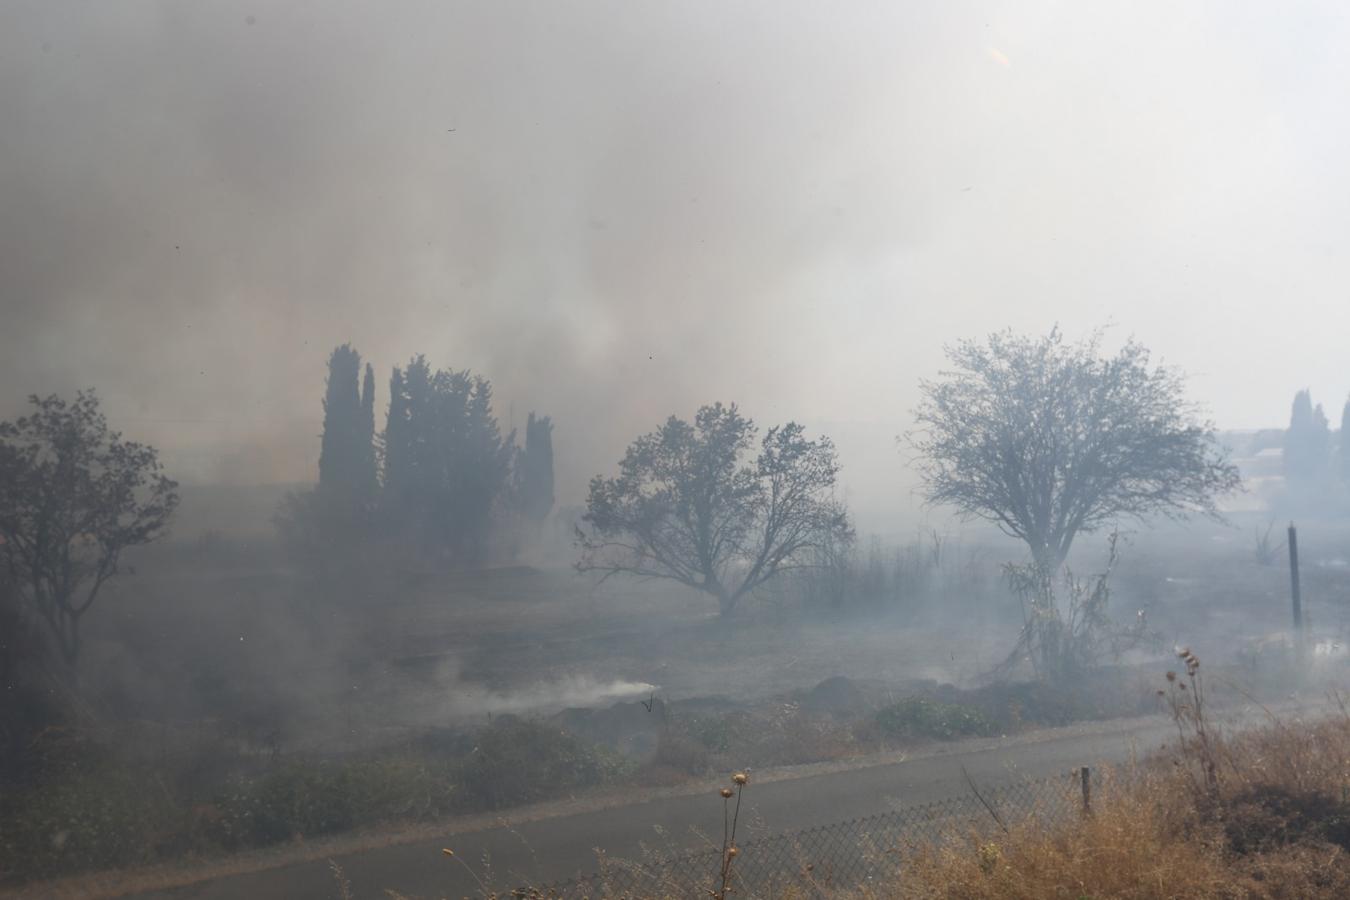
[4,2,1350,521]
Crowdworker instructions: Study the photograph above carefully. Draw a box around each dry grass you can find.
[880,771,1350,899]
[856,669,1350,900]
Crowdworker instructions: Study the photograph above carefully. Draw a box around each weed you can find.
[874,698,997,741]
[453,716,634,810]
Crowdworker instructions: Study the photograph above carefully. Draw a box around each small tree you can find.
[909,328,1240,572]
[579,403,851,615]
[0,392,179,665]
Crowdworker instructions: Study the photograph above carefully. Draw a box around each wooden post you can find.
[1080,766,1091,815]
[1288,523,1304,656]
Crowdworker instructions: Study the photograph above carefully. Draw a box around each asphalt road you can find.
[128,712,1202,900]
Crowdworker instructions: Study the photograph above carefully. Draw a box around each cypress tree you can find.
[519,412,555,529]
[319,344,363,493]
[380,356,512,561]
[359,363,377,495]
[1285,389,1332,488]
[1341,398,1350,482]
[384,366,409,495]
[1311,402,1331,479]
[1285,390,1313,482]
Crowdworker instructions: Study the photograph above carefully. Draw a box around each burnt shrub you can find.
[874,697,998,741]
[1223,784,1350,856]
[651,729,712,776]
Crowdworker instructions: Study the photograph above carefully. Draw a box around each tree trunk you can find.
[57,608,80,668]
[1030,540,1058,575]
[1029,530,1075,573]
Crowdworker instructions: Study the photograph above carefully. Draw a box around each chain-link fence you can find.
[537,769,1094,899]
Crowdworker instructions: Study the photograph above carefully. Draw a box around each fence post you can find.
[1289,522,1305,660]
[1080,766,1091,816]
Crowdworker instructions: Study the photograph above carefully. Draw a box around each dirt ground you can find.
[76,512,1350,760]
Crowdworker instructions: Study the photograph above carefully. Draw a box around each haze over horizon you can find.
[5,1,1350,515]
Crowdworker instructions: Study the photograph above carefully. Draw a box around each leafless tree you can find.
[908,328,1241,571]
[0,391,179,666]
[578,403,851,615]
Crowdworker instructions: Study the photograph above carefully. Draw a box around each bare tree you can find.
[908,328,1241,571]
[578,403,851,615]
[0,391,179,666]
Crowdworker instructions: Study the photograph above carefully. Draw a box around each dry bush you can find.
[880,780,1350,899]
[866,665,1350,900]
[881,772,1244,899]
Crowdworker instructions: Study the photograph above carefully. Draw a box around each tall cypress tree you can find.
[287,344,375,566]
[518,412,555,529]
[384,366,410,496]
[359,363,377,495]
[1311,402,1331,478]
[1285,389,1331,486]
[1341,398,1350,483]
[1285,389,1313,482]
[319,344,364,493]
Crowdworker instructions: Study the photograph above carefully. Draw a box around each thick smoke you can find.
[3,1,1350,520]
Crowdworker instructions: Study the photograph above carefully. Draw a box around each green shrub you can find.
[689,713,737,751]
[0,722,628,883]
[0,766,181,882]
[453,716,633,810]
[211,755,456,849]
[874,697,997,741]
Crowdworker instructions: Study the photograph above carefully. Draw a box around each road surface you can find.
[123,711,1206,900]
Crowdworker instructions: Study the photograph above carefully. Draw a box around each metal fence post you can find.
[1080,766,1091,816]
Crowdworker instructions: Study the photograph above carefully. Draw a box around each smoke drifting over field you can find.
[12,7,1350,894]
[446,673,659,721]
[5,2,1350,508]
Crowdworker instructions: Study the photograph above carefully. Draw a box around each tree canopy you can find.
[579,403,851,615]
[383,355,514,561]
[0,391,179,665]
[909,328,1240,570]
